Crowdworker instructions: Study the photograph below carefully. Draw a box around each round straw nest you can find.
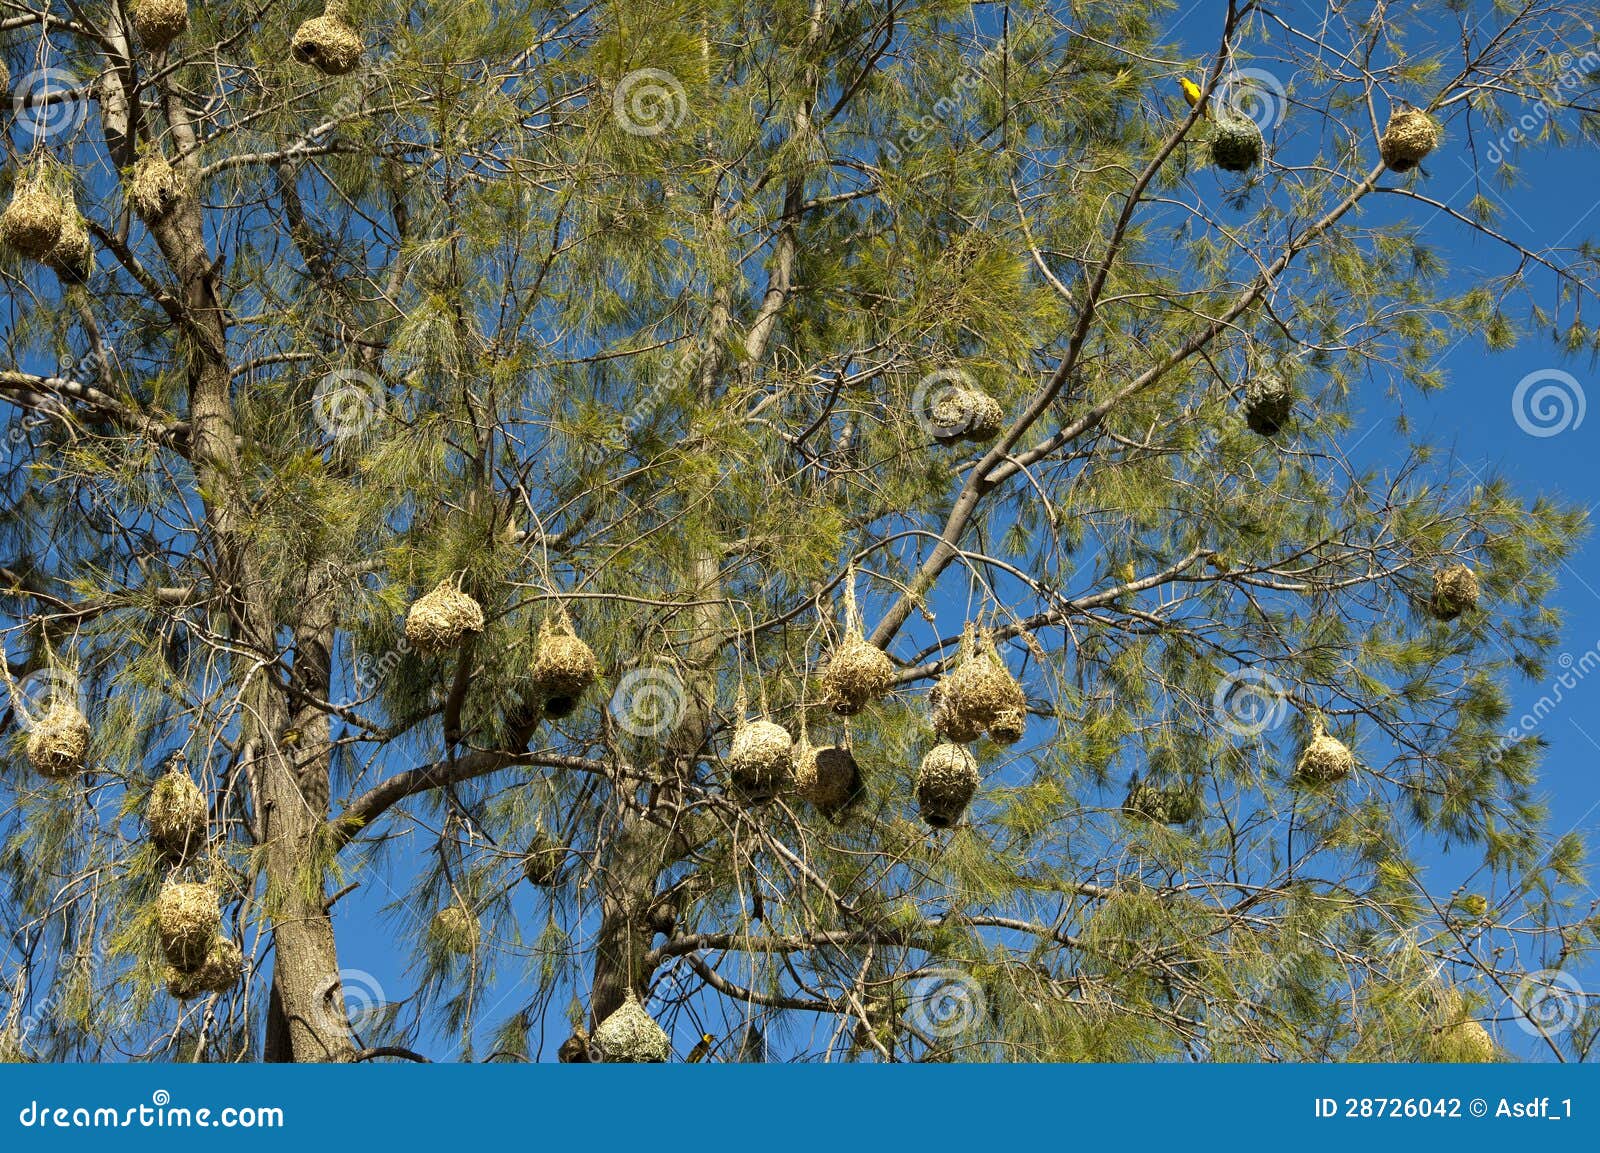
[794,740,860,816]
[522,832,568,887]
[727,717,795,800]
[25,699,91,778]
[1124,781,1200,826]
[291,6,364,77]
[929,631,1026,745]
[591,992,671,1063]
[929,386,1005,443]
[1211,115,1264,172]
[404,577,484,654]
[1425,990,1496,1063]
[166,935,242,1000]
[1243,372,1294,437]
[917,742,980,828]
[822,634,893,716]
[1294,721,1354,785]
[129,0,189,53]
[47,212,93,283]
[429,903,479,956]
[125,154,185,221]
[1430,564,1479,622]
[156,881,221,969]
[148,768,207,862]
[530,615,598,717]
[0,179,65,263]
[1380,108,1439,173]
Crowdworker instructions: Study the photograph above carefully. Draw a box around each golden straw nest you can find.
[430,903,479,956]
[727,717,795,799]
[930,631,1026,745]
[404,577,484,654]
[591,993,671,1062]
[156,880,221,969]
[930,387,1005,443]
[148,768,208,862]
[129,0,189,53]
[1294,720,1354,785]
[530,614,598,712]
[1430,564,1479,621]
[1380,108,1440,173]
[292,5,364,77]
[166,935,242,1000]
[794,740,860,815]
[821,634,893,716]
[26,699,91,778]
[125,153,186,221]
[0,179,66,262]
[917,742,980,828]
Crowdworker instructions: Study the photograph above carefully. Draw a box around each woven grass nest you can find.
[25,699,91,778]
[129,0,189,52]
[929,386,1005,443]
[1380,108,1439,173]
[522,832,567,886]
[166,935,242,1001]
[929,628,1027,746]
[1211,115,1264,172]
[822,634,893,716]
[156,881,221,969]
[530,614,598,717]
[727,716,795,800]
[148,768,207,862]
[1430,564,1479,621]
[794,740,860,816]
[404,576,484,654]
[125,154,184,221]
[47,212,93,283]
[591,992,671,1062]
[1425,990,1497,1063]
[917,742,980,828]
[430,903,478,956]
[1124,780,1201,826]
[292,2,364,77]
[0,177,65,263]
[1294,719,1354,785]
[1243,372,1294,437]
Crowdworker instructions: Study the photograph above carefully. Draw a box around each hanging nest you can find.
[1124,780,1201,825]
[404,576,484,654]
[429,903,479,956]
[1294,718,1354,785]
[156,881,221,969]
[1243,372,1294,436]
[794,740,861,816]
[291,2,364,77]
[929,387,1005,443]
[1430,564,1479,621]
[591,992,671,1062]
[930,628,1026,745]
[1210,115,1264,172]
[1424,989,1497,1062]
[530,614,598,717]
[917,742,980,828]
[727,716,795,800]
[166,935,242,1000]
[148,768,207,862]
[25,699,91,778]
[129,0,189,52]
[0,174,65,262]
[125,153,185,221]
[821,635,893,716]
[522,832,568,886]
[1380,108,1439,173]
[47,212,93,283]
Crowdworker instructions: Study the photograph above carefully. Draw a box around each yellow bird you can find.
[1179,77,1207,117]
[685,1032,717,1063]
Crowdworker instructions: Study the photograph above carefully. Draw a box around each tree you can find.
[1,0,1597,1063]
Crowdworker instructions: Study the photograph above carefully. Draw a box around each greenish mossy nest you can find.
[1430,564,1479,621]
[48,212,93,283]
[930,387,1005,443]
[1425,990,1497,1062]
[1124,781,1201,825]
[0,177,65,262]
[917,742,980,828]
[166,935,242,1000]
[821,634,893,716]
[522,833,568,886]
[1294,720,1354,785]
[1243,372,1294,436]
[429,903,478,956]
[156,881,221,969]
[591,993,671,1063]
[1210,115,1264,172]
[1380,108,1440,173]
[291,2,364,77]
[125,154,184,221]
[530,615,598,716]
[727,717,794,800]
[129,0,189,52]
[794,740,860,816]
[930,630,1026,745]
[404,577,484,654]
[148,768,207,862]
[25,700,91,778]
